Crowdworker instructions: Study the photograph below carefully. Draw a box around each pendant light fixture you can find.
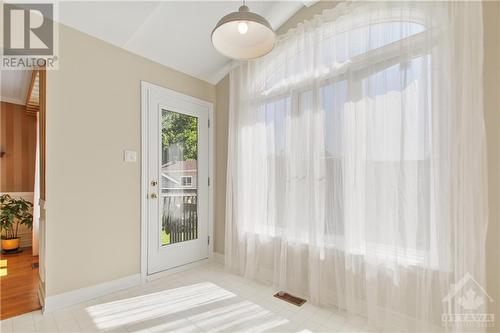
[212,1,276,60]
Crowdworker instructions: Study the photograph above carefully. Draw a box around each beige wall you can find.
[46,24,215,296]
[483,1,500,325]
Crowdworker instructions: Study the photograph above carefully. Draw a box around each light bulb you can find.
[238,21,248,34]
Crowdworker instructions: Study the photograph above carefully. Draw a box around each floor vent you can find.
[273,292,306,306]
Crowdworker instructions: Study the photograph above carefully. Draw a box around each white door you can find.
[143,82,210,275]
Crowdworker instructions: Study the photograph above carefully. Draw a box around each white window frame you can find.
[181,176,193,187]
[242,27,436,268]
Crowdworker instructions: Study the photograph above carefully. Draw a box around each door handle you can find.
[150,193,158,199]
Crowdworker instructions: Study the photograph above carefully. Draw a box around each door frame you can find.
[140,81,214,282]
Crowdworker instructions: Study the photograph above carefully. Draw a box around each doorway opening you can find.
[141,82,214,278]
[0,68,46,319]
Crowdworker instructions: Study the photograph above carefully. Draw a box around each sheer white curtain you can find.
[225,1,487,331]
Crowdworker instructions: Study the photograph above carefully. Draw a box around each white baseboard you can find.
[43,274,141,313]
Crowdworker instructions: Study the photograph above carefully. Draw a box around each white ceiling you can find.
[58,1,306,84]
[0,70,32,105]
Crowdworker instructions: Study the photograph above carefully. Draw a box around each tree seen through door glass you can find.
[161,110,198,246]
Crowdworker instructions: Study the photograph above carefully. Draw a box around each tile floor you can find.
[0,262,384,333]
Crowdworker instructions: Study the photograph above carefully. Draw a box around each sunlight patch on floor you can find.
[187,300,289,332]
[0,259,7,277]
[86,282,236,330]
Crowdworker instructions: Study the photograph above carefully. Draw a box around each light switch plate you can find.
[124,150,137,162]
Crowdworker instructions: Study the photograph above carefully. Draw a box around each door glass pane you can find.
[161,109,198,246]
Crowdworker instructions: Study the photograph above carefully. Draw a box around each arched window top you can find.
[321,20,426,64]
[279,2,431,42]
[249,3,433,97]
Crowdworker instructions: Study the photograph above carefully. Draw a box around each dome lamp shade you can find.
[212,4,276,60]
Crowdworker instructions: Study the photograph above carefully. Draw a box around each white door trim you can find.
[140,81,214,282]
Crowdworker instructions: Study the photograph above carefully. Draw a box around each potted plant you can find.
[0,194,33,252]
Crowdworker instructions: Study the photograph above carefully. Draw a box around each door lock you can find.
[151,180,158,186]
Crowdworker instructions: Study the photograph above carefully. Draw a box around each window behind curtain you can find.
[248,17,434,265]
